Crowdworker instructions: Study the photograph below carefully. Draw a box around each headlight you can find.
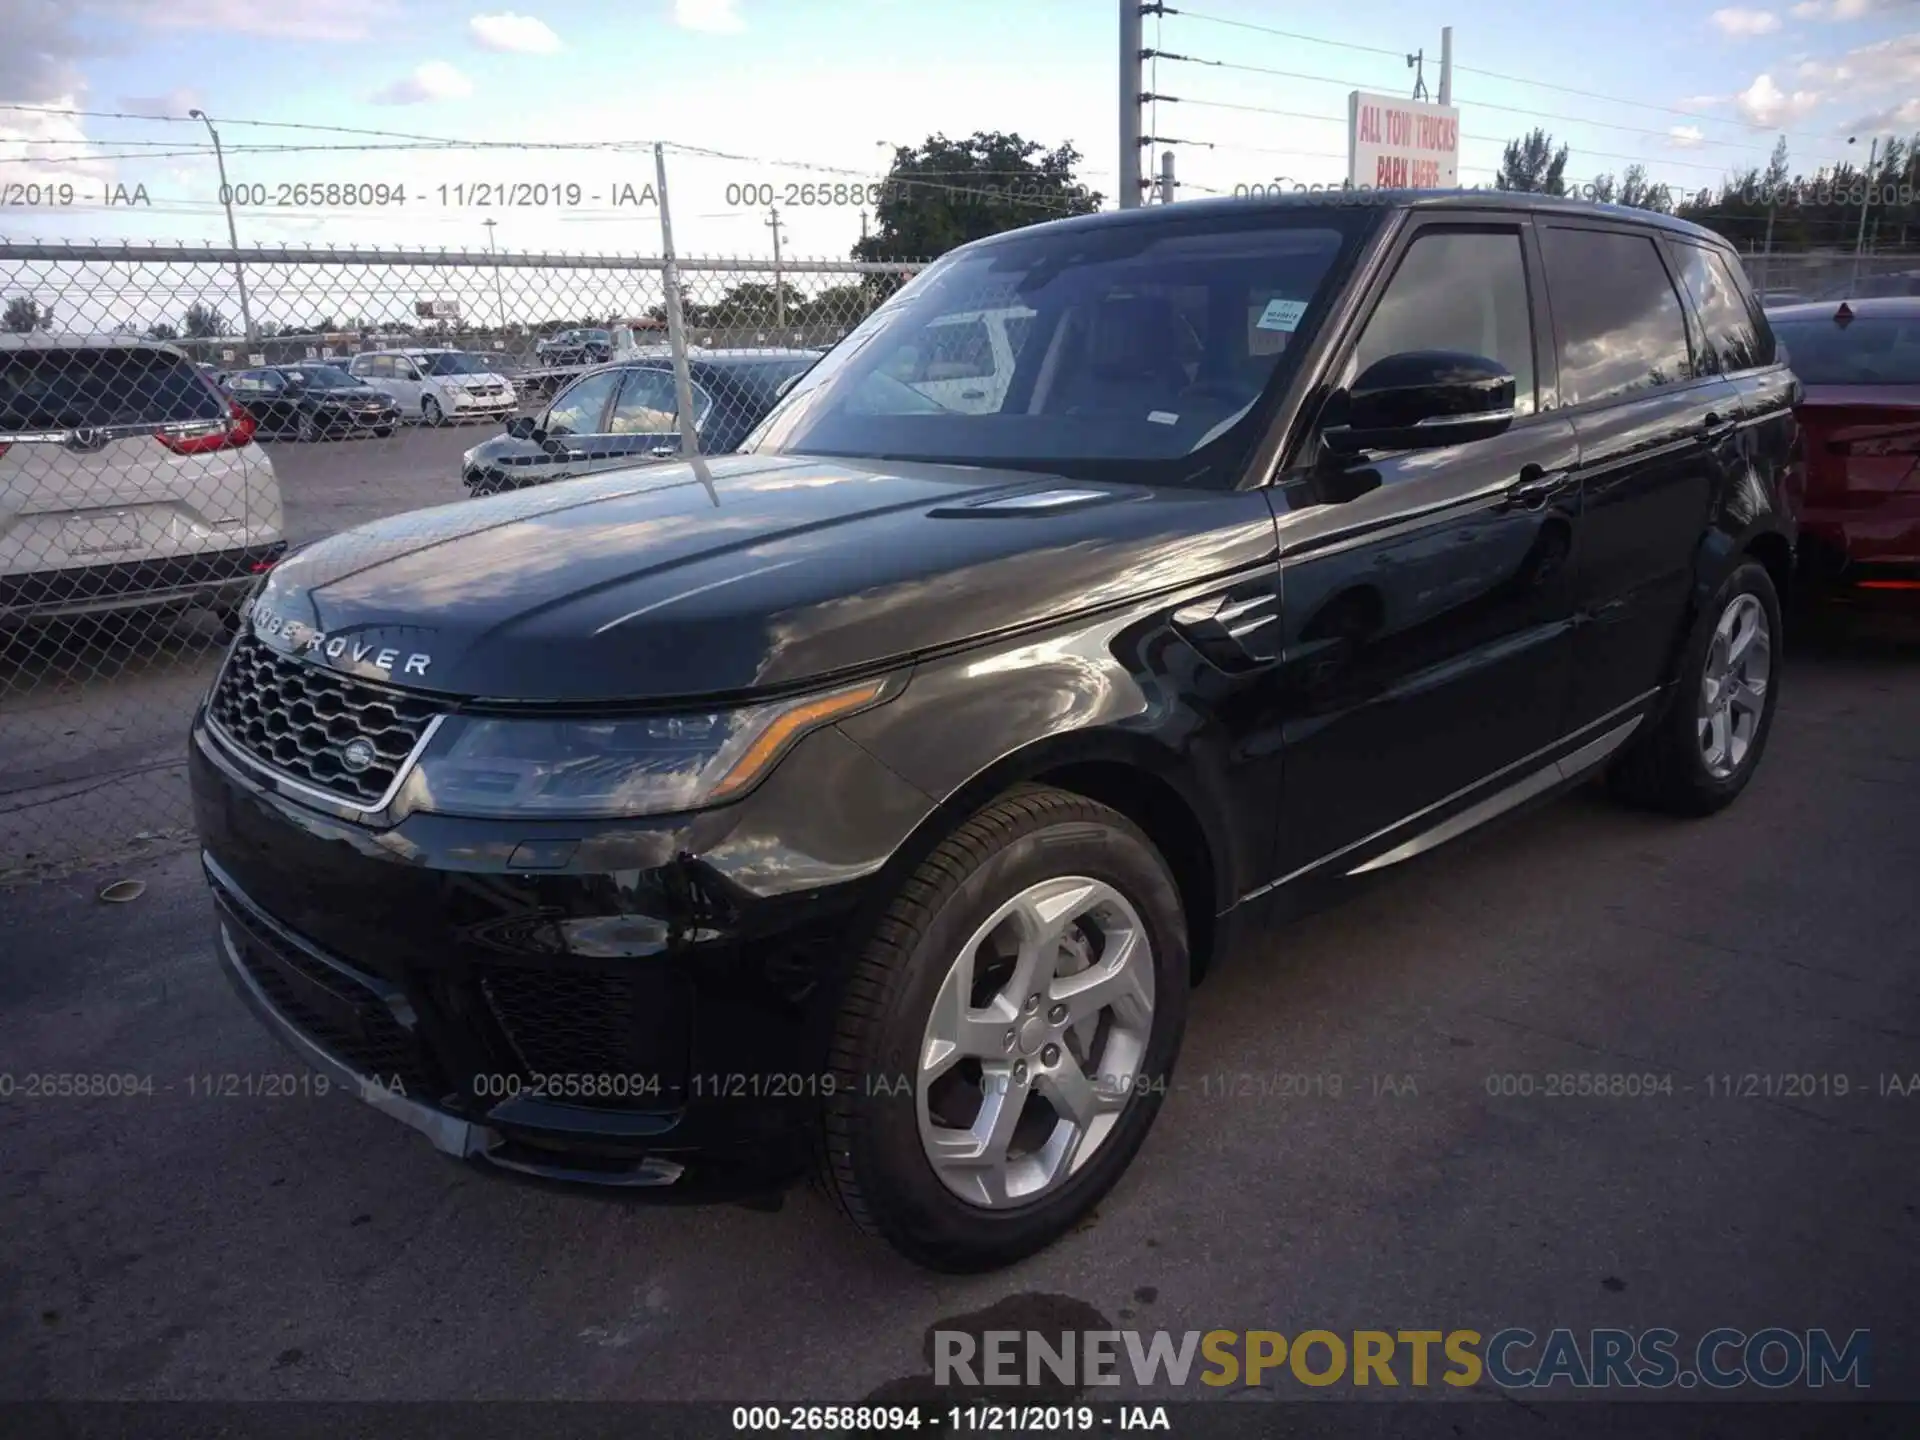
[408,677,894,818]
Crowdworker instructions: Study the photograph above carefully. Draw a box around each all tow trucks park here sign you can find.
[1348,91,1460,190]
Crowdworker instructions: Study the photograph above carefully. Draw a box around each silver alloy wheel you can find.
[1697,592,1771,780]
[422,396,443,426]
[916,875,1155,1209]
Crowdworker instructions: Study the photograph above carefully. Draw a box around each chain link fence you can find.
[0,243,923,880]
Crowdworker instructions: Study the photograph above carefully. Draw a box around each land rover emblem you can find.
[341,738,378,773]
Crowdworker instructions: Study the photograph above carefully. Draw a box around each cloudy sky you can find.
[0,0,1916,260]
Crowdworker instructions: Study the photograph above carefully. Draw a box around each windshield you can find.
[417,352,499,376]
[1774,315,1920,385]
[283,366,359,389]
[742,212,1364,486]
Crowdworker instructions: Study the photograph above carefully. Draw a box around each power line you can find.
[1164,6,1851,148]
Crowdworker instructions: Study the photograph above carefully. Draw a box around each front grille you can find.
[480,967,689,1108]
[208,632,439,807]
[217,890,440,1096]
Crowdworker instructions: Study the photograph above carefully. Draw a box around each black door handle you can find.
[1503,463,1572,510]
[1703,411,1737,441]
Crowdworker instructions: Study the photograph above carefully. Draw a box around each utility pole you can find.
[190,108,255,341]
[1853,135,1881,289]
[1407,49,1428,103]
[652,142,704,472]
[766,205,786,329]
[1438,27,1453,106]
[1119,0,1144,208]
[482,218,507,338]
[1157,149,1176,204]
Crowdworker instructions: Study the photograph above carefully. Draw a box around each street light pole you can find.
[190,108,255,342]
[482,218,508,338]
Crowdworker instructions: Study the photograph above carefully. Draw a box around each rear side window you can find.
[1542,228,1692,405]
[0,347,224,430]
[1349,228,1538,416]
[1673,243,1763,375]
[1769,315,1920,384]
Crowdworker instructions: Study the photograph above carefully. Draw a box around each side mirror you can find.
[505,415,538,440]
[1322,351,1516,455]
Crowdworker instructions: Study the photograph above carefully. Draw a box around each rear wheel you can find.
[816,785,1189,1272]
[1607,559,1782,815]
[295,411,319,442]
[373,425,394,438]
[422,396,444,426]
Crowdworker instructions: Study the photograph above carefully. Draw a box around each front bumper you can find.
[313,406,399,432]
[188,701,934,1187]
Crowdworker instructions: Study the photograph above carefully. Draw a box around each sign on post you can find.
[1348,91,1459,190]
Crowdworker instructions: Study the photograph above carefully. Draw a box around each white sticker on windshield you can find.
[1256,298,1309,333]
[1148,411,1179,425]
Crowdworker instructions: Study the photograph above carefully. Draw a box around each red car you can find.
[1768,297,1920,596]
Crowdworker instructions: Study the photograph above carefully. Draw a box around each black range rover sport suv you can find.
[190,191,1799,1271]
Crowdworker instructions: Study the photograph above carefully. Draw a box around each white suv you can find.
[0,335,285,628]
[345,348,517,425]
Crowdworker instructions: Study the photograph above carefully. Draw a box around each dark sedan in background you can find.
[461,349,819,495]
[1768,297,1920,597]
[534,327,615,367]
[227,364,401,440]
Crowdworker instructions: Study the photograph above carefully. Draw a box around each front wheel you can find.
[372,425,394,438]
[295,412,319,442]
[1607,559,1783,815]
[421,396,444,426]
[817,786,1189,1271]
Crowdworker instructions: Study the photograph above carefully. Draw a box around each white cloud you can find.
[469,12,563,52]
[1798,33,1920,89]
[1793,0,1913,17]
[1712,7,1782,35]
[1669,124,1707,146]
[1841,96,1920,131]
[674,0,745,33]
[370,61,475,105]
[1734,72,1824,124]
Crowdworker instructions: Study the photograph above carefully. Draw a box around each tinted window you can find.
[747,214,1364,487]
[1349,228,1537,416]
[1769,315,1920,384]
[544,369,621,434]
[0,348,225,429]
[228,370,276,393]
[608,368,693,433]
[1543,228,1692,404]
[1673,244,1762,374]
[287,365,358,389]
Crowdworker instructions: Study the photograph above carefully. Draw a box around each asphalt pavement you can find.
[2,624,1916,1407]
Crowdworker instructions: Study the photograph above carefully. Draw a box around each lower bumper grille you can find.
[480,966,690,1108]
[216,888,440,1097]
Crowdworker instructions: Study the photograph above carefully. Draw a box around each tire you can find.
[295,412,319,442]
[373,426,394,439]
[816,785,1189,1272]
[422,396,443,426]
[1606,559,1783,816]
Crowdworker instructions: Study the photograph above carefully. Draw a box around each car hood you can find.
[244,453,1276,703]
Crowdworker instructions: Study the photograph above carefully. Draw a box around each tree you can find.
[183,302,229,338]
[145,321,179,341]
[1617,164,1674,214]
[3,296,50,332]
[1587,172,1617,205]
[853,131,1103,262]
[1495,128,1569,195]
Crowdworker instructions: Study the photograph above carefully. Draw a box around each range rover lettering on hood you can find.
[250,603,432,679]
